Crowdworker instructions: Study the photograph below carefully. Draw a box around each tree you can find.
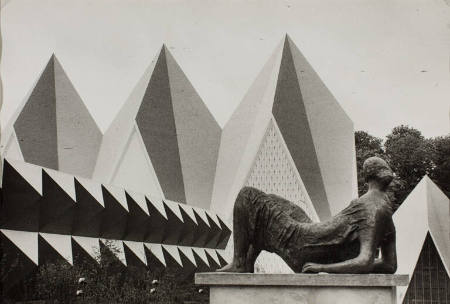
[428,135,450,198]
[354,126,447,209]
[2,240,209,304]
[354,131,385,197]
[384,125,434,205]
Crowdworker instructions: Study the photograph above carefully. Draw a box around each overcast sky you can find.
[1,0,449,138]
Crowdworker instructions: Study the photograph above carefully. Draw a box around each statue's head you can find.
[363,157,393,190]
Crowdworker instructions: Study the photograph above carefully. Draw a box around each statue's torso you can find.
[249,190,395,272]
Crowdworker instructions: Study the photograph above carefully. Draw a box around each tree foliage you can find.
[354,131,385,197]
[355,125,449,208]
[2,241,209,304]
[428,135,450,198]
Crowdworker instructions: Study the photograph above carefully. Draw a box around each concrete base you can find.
[195,273,409,304]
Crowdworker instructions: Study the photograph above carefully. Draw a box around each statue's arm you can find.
[302,232,376,274]
[372,231,397,274]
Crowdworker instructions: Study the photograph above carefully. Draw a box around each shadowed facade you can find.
[0,158,231,295]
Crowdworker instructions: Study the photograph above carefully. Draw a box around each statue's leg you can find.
[245,243,261,273]
[217,187,260,272]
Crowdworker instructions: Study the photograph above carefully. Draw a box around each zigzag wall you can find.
[0,158,231,292]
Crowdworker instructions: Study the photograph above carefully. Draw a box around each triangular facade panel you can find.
[210,41,284,221]
[124,192,150,242]
[53,56,102,178]
[177,248,197,279]
[394,176,450,303]
[145,243,167,267]
[5,55,102,178]
[425,177,450,274]
[285,36,356,215]
[245,119,316,219]
[92,53,158,183]
[94,46,221,209]
[1,160,41,231]
[271,38,329,219]
[192,249,210,272]
[39,232,73,265]
[4,131,24,161]
[39,170,75,235]
[112,126,163,200]
[177,206,198,247]
[402,234,450,304]
[0,231,38,294]
[165,49,221,210]
[216,250,229,268]
[162,245,183,267]
[100,239,127,266]
[38,233,72,266]
[123,240,147,266]
[72,178,105,237]
[1,229,39,265]
[100,187,128,240]
[72,236,100,262]
[123,242,148,268]
[211,36,356,227]
[135,47,186,204]
[13,56,58,170]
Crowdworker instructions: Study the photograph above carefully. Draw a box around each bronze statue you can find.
[218,157,397,274]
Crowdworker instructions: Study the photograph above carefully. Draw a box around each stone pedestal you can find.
[195,273,409,304]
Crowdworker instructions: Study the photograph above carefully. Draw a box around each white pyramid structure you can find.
[210,35,357,273]
[394,176,450,304]
[211,35,357,224]
[0,55,102,178]
[93,46,221,210]
[0,37,362,289]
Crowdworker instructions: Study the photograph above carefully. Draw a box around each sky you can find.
[1,0,449,138]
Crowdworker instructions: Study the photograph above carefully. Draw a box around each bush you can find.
[2,241,209,304]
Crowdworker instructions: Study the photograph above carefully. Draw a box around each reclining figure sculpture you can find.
[218,156,397,274]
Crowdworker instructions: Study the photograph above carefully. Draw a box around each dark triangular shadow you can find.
[38,234,71,266]
[39,170,75,234]
[100,186,128,239]
[144,245,166,273]
[161,246,183,271]
[0,232,38,295]
[272,37,330,220]
[144,197,168,243]
[178,207,197,246]
[216,217,231,250]
[98,241,127,274]
[124,193,150,242]
[177,248,196,279]
[123,243,147,269]
[192,250,210,273]
[135,47,186,204]
[204,213,222,249]
[205,250,221,271]
[161,202,184,245]
[1,160,41,231]
[215,251,229,268]
[71,238,99,268]
[72,178,104,237]
[192,210,209,247]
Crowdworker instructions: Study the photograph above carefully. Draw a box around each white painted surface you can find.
[1,229,39,265]
[40,232,73,265]
[112,127,163,201]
